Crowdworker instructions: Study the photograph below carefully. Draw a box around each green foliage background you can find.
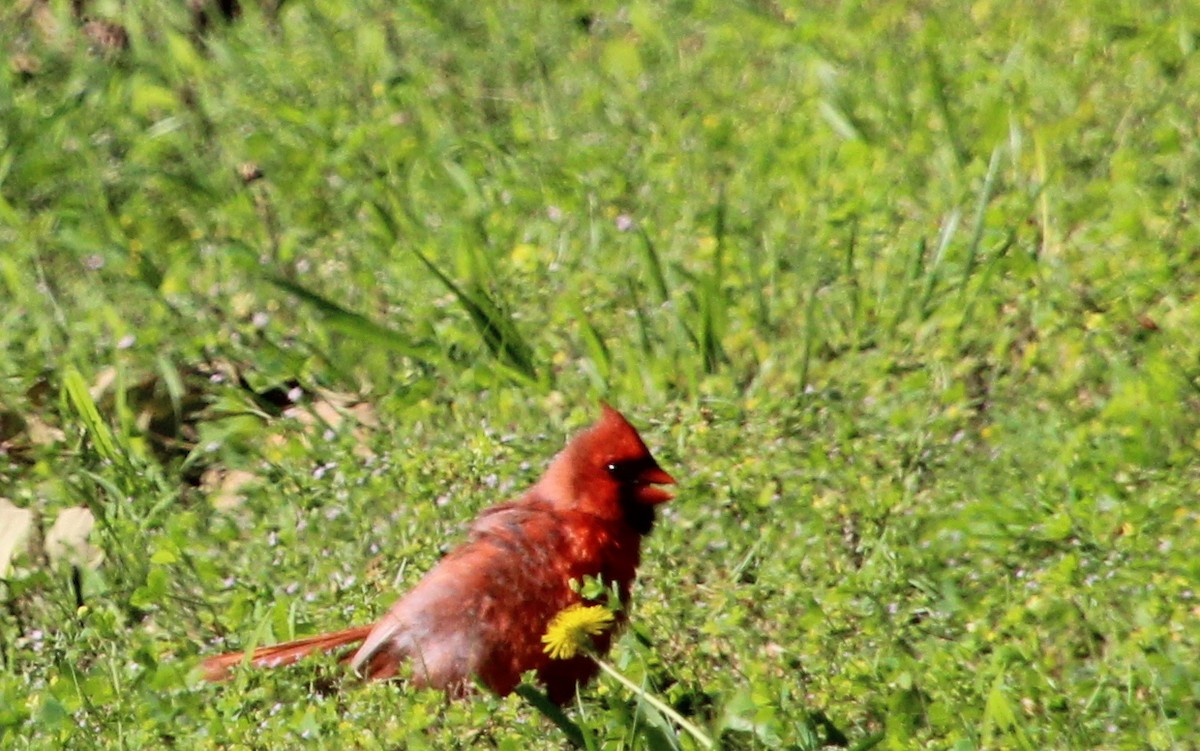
[2,0,1198,748]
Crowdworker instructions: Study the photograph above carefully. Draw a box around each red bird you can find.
[201,405,675,704]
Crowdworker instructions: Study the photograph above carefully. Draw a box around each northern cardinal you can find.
[201,405,675,704]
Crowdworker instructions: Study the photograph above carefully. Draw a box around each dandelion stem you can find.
[593,657,714,749]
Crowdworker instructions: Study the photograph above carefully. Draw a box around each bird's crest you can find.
[535,404,675,525]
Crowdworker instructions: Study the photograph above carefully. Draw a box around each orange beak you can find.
[636,465,676,504]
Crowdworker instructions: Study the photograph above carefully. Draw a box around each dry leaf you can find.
[278,392,379,459]
[25,415,66,446]
[351,429,377,460]
[284,401,334,428]
[201,468,260,510]
[89,366,118,401]
[44,507,104,569]
[10,51,41,76]
[82,19,129,54]
[347,401,380,428]
[0,498,35,578]
[237,162,263,183]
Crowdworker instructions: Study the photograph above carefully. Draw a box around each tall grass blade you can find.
[156,354,186,429]
[799,285,820,396]
[699,192,728,373]
[366,198,403,243]
[266,276,435,361]
[959,145,1003,297]
[918,209,960,320]
[411,248,538,382]
[841,219,865,347]
[699,295,723,374]
[746,234,771,329]
[818,100,862,141]
[957,231,1014,340]
[925,47,967,165]
[982,670,1036,751]
[889,237,927,335]
[571,302,612,386]
[61,366,125,468]
[635,228,670,304]
[626,279,656,355]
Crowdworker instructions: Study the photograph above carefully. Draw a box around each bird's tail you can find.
[200,625,374,682]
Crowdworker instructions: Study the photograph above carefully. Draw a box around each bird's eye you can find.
[605,460,640,482]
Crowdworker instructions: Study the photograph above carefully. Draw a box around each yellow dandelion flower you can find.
[541,605,615,660]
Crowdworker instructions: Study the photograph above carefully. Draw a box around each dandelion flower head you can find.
[541,605,615,660]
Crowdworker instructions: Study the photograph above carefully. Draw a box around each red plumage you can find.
[200,405,675,704]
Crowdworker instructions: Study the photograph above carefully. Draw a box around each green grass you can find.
[2,0,1199,748]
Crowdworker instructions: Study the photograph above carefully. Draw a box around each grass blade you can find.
[411,248,538,382]
[918,209,960,320]
[698,191,728,373]
[635,228,670,304]
[925,47,967,165]
[746,233,772,329]
[798,284,820,396]
[571,301,612,387]
[959,145,1003,297]
[888,237,927,335]
[626,278,656,355]
[516,684,588,750]
[61,366,125,468]
[266,276,435,361]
